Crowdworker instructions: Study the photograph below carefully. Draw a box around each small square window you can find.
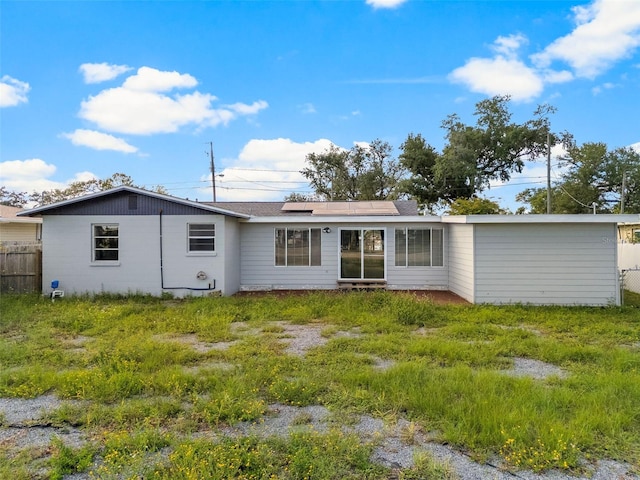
[188,223,215,252]
[93,224,119,261]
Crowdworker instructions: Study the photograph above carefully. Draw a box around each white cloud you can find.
[61,129,138,153]
[592,81,617,95]
[451,0,640,100]
[492,33,528,58]
[366,0,407,9]
[449,55,544,102]
[122,66,197,92]
[78,66,268,135]
[0,159,61,193]
[79,63,132,84]
[449,34,544,101]
[630,142,640,153]
[298,103,317,114]
[205,138,335,201]
[541,69,574,84]
[532,0,640,79]
[224,100,269,115]
[0,159,99,201]
[0,75,30,107]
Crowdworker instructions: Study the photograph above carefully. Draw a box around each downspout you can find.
[159,209,216,291]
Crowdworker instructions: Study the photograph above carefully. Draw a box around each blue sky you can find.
[2,0,639,211]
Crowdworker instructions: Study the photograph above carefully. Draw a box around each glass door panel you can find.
[340,230,361,279]
[363,230,384,279]
[340,229,385,279]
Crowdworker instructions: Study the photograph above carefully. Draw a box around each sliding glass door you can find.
[340,229,385,280]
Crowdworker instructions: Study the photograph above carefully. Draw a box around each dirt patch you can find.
[504,357,568,380]
[0,395,87,452]
[152,333,239,353]
[273,322,362,356]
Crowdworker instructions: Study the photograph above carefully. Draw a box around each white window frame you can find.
[274,227,321,267]
[394,227,444,267]
[92,223,119,263]
[187,223,216,254]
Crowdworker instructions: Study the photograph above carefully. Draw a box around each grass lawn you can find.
[1,291,639,479]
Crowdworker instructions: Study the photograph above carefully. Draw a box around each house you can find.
[618,222,640,244]
[617,222,640,282]
[18,186,640,306]
[0,205,42,245]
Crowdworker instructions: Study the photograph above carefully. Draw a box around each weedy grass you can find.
[1,291,639,477]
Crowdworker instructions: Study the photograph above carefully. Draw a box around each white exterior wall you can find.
[239,222,448,291]
[386,224,448,290]
[222,216,241,295]
[447,224,475,303]
[239,223,339,290]
[42,214,229,297]
[473,223,619,306]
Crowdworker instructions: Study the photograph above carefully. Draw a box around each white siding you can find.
[240,222,448,291]
[240,223,339,290]
[42,214,227,297]
[447,224,475,303]
[386,225,448,290]
[222,216,241,295]
[474,223,619,306]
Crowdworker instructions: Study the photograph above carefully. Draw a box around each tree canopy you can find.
[401,95,555,211]
[301,139,406,201]
[516,141,640,214]
[1,173,168,208]
[446,196,507,215]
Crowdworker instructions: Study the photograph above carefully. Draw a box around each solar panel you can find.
[282,201,399,216]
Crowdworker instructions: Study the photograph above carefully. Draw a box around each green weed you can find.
[48,437,96,479]
[1,293,639,476]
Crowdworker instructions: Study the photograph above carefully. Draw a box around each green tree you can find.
[28,173,168,207]
[446,196,507,215]
[0,186,29,207]
[439,96,554,190]
[301,140,406,201]
[283,192,320,202]
[516,142,639,214]
[399,133,472,212]
[402,96,555,210]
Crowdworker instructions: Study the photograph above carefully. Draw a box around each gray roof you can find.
[203,200,420,217]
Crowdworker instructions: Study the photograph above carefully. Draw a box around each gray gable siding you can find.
[36,191,213,216]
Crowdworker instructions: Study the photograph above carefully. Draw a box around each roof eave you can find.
[441,214,640,224]
[241,215,441,224]
[16,186,250,219]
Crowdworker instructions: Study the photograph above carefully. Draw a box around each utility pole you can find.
[209,141,216,202]
[546,131,552,214]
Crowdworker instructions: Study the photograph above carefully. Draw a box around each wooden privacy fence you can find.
[0,243,42,294]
